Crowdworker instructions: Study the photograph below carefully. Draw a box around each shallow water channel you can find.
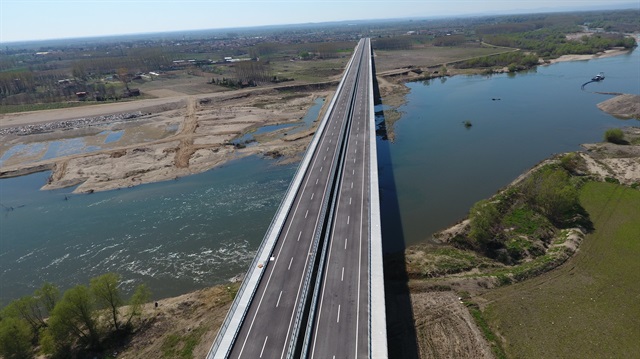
[1,50,638,303]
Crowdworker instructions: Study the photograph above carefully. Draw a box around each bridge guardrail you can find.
[367,38,388,358]
[290,39,366,359]
[207,43,360,359]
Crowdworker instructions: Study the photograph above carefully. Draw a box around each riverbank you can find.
[0,87,333,193]
[546,47,631,64]
[398,125,640,358]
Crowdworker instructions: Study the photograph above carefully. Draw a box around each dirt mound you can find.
[597,94,640,119]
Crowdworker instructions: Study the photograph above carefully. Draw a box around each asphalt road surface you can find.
[308,38,372,359]
[228,39,371,359]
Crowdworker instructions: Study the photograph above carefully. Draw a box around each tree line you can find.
[482,30,636,59]
[456,51,539,71]
[0,273,150,359]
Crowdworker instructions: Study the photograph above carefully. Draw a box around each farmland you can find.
[479,182,640,358]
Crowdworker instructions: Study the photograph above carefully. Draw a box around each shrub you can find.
[469,199,501,245]
[604,128,625,144]
[521,167,579,226]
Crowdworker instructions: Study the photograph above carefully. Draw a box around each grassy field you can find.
[373,45,516,72]
[479,182,640,358]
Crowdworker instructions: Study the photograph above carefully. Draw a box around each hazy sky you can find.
[0,0,636,43]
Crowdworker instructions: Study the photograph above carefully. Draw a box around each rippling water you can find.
[0,156,294,304]
[2,49,638,304]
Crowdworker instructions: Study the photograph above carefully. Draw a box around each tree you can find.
[2,296,46,336]
[90,273,123,332]
[46,285,100,351]
[35,282,60,314]
[0,317,33,359]
[522,167,578,225]
[125,284,151,328]
[117,67,130,91]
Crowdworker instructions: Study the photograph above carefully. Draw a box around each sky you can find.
[0,0,637,43]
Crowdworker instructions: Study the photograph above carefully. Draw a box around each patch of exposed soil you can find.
[1,88,333,193]
[116,284,236,359]
[597,94,640,119]
[410,291,494,359]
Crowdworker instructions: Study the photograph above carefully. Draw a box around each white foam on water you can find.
[46,253,70,268]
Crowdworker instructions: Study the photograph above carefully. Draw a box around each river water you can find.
[377,48,639,251]
[1,50,638,304]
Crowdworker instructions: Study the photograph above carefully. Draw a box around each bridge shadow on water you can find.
[372,58,420,359]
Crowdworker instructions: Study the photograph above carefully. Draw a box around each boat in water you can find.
[592,72,605,81]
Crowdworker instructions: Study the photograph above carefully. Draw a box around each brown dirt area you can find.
[597,93,640,119]
[546,47,630,64]
[410,291,494,359]
[403,126,640,359]
[115,283,237,358]
[0,87,333,193]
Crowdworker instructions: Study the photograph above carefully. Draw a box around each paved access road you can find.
[228,39,371,359]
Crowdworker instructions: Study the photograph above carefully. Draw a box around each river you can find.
[1,50,638,304]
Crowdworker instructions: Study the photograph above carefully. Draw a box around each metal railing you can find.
[206,41,361,359]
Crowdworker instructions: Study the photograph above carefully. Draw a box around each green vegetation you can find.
[481,182,640,358]
[468,306,507,359]
[0,274,150,358]
[161,326,206,359]
[483,30,635,58]
[461,165,581,264]
[457,51,539,70]
[604,128,625,144]
[559,152,585,174]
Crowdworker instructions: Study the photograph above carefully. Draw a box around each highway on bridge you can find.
[307,37,371,359]
[226,39,373,359]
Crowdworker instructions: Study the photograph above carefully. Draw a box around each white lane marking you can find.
[288,257,294,270]
[345,237,348,249]
[260,336,268,358]
[311,192,314,200]
[323,156,326,161]
[337,305,341,323]
[320,166,323,172]
[276,291,283,307]
[310,47,365,358]
[353,169,355,175]
[351,182,354,189]
[305,210,309,218]
[349,197,352,205]
[354,112,367,358]
[316,178,319,185]
[281,109,344,356]
[341,267,344,281]
[355,148,357,153]
[347,215,350,224]
[297,231,302,241]
[353,158,356,163]
[326,147,329,152]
